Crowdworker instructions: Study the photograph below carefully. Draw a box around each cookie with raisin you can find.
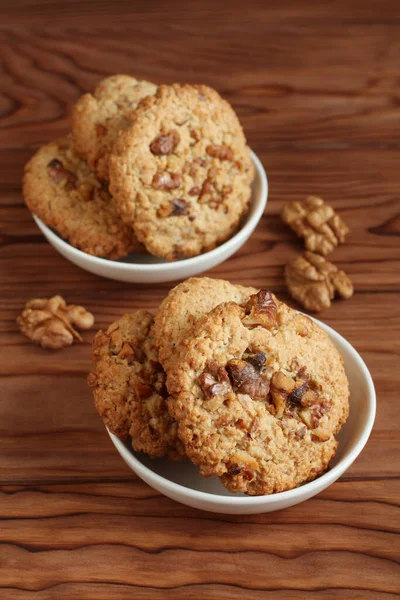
[23,136,140,259]
[72,74,157,180]
[109,84,254,260]
[88,311,185,460]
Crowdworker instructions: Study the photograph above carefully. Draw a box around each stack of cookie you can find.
[22,75,254,261]
[88,277,350,496]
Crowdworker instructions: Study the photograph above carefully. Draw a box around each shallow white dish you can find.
[108,317,376,514]
[33,150,267,284]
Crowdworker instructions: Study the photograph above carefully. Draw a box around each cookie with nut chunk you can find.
[154,277,257,371]
[88,312,185,460]
[23,136,141,259]
[167,290,349,495]
[72,75,157,181]
[109,84,254,260]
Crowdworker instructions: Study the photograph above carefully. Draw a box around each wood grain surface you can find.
[0,1,399,597]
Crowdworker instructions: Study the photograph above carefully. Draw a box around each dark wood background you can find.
[0,1,399,597]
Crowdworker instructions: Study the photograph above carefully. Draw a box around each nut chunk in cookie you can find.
[88,312,185,460]
[110,84,254,261]
[23,136,140,259]
[167,291,349,495]
[72,74,157,180]
[281,196,349,256]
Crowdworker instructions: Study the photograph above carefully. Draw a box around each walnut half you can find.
[17,295,94,350]
[199,362,231,400]
[226,353,269,399]
[281,196,349,256]
[285,251,354,312]
[242,290,278,329]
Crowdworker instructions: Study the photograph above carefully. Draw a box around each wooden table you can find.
[1,1,399,597]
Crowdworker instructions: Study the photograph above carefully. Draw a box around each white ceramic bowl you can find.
[32,150,267,283]
[107,317,375,514]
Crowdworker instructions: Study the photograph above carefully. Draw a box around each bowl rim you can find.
[32,149,267,273]
[108,317,376,506]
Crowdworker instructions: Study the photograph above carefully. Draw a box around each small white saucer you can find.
[32,150,268,283]
[107,317,376,514]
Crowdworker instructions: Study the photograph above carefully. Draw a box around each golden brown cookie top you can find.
[72,75,157,180]
[153,277,257,371]
[167,291,349,495]
[109,84,254,260]
[88,311,185,460]
[23,136,140,259]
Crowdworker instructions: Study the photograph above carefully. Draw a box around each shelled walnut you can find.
[242,290,278,329]
[17,295,94,350]
[281,196,349,256]
[285,251,354,312]
[226,353,269,399]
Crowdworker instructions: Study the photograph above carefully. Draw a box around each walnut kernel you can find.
[47,159,77,191]
[270,369,329,426]
[199,369,231,399]
[150,130,180,155]
[281,196,349,256]
[226,354,269,399]
[157,198,190,218]
[285,251,354,312]
[17,295,94,350]
[311,427,331,442]
[152,171,181,190]
[206,144,234,161]
[243,290,278,329]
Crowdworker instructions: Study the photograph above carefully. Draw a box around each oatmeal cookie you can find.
[72,75,157,180]
[88,312,185,460]
[109,84,254,260]
[23,136,140,259]
[167,290,349,495]
[154,277,257,370]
